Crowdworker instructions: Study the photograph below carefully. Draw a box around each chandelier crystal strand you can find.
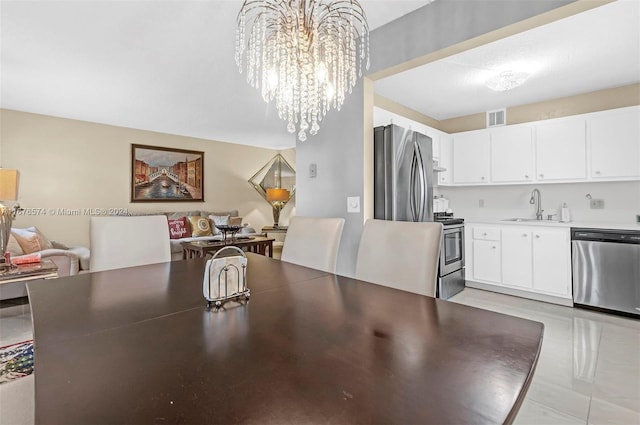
[236,0,370,141]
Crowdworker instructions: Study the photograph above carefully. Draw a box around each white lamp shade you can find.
[0,169,19,201]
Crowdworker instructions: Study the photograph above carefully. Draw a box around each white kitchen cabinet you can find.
[427,128,441,159]
[453,130,490,184]
[490,125,534,183]
[532,229,571,297]
[535,119,587,181]
[589,106,640,179]
[465,223,572,303]
[472,240,501,283]
[501,228,533,289]
[438,135,453,185]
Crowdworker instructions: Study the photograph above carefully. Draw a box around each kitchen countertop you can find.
[465,218,640,231]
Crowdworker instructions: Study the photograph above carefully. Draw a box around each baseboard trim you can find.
[466,280,574,307]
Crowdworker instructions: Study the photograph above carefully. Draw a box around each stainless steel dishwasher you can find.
[572,228,640,317]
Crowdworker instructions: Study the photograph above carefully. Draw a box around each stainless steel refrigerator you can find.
[374,124,434,222]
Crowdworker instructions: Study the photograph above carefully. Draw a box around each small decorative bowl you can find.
[215,225,243,242]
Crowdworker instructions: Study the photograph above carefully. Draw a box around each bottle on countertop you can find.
[560,203,571,222]
[440,195,449,212]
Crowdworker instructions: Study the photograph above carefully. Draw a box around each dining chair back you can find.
[90,215,171,272]
[280,216,345,273]
[355,219,443,296]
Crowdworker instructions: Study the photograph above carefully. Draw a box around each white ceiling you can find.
[375,0,640,121]
[0,0,431,150]
[3,1,637,150]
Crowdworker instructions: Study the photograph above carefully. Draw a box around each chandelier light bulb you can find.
[235,0,370,141]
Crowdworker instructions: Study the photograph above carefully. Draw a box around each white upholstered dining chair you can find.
[355,219,443,297]
[90,215,171,272]
[280,216,345,273]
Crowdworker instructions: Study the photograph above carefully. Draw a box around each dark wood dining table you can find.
[27,253,543,425]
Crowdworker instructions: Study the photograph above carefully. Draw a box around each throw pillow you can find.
[11,228,43,254]
[208,215,230,235]
[168,217,192,239]
[27,226,54,250]
[229,216,243,226]
[188,216,213,237]
[6,234,24,256]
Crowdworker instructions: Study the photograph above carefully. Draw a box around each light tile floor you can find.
[0,289,638,425]
[450,288,640,425]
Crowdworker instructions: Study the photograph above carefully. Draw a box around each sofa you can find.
[162,210,263,260]
[1,227,91,300]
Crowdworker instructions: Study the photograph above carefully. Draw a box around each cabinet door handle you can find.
[535,234,540,238]
[539,174,544,178]
[522,233,528,237]
[481,176,485,180]
[491,246,497,249]
[595,171,601,175]
[483,232,487,236]
[525,174,529,179]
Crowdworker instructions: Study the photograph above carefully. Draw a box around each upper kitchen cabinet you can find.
[490,124,534,183]
[438,135,453,185]
[535,118,587,181]
[452,129,490,184]
[589,106,640,179]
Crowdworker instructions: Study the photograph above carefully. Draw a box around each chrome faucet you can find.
[529,189,544,220]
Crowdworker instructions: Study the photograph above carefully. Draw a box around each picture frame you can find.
[131,144,204,202]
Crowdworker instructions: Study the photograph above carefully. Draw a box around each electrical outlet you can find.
[309,163,317,178]
[590,199,605,209]
[479,199,485,208]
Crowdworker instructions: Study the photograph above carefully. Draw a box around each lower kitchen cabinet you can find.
[501,228,533,289]
[532,229,571,296]
[473,240,501,283]
[466,223,572,304]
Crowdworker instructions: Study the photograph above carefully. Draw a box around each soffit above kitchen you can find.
[374,0,640,122]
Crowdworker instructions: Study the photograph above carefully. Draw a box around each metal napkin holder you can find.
[202,246,250,308]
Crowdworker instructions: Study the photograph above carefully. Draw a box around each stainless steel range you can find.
[434,213,465,299]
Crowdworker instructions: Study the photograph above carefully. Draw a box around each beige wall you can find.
[375,83,640,134]
[0,109,295,247]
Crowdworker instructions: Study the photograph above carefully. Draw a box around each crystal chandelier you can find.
[235,0,370,142]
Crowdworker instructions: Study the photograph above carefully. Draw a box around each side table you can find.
[182,237,275,259]
[0,259,58,300]
[262,227,287,259]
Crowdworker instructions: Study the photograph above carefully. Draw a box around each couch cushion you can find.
[188,216,213,237]
[168,217,192,239]
[229,216,243,226]
[206,210,239,218]
[165,210,201,220]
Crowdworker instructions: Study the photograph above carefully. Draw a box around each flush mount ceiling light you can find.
[485,70,530,91]
[235,0,370,142]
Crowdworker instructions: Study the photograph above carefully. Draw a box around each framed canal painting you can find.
[131,144,204,202]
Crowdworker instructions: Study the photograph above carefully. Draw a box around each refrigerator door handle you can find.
[414,140,427,221]
[409,151,417,222]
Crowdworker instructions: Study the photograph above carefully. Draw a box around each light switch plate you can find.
[309,163,317,178]
[590,199,605,209]
[347,196,360,213]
